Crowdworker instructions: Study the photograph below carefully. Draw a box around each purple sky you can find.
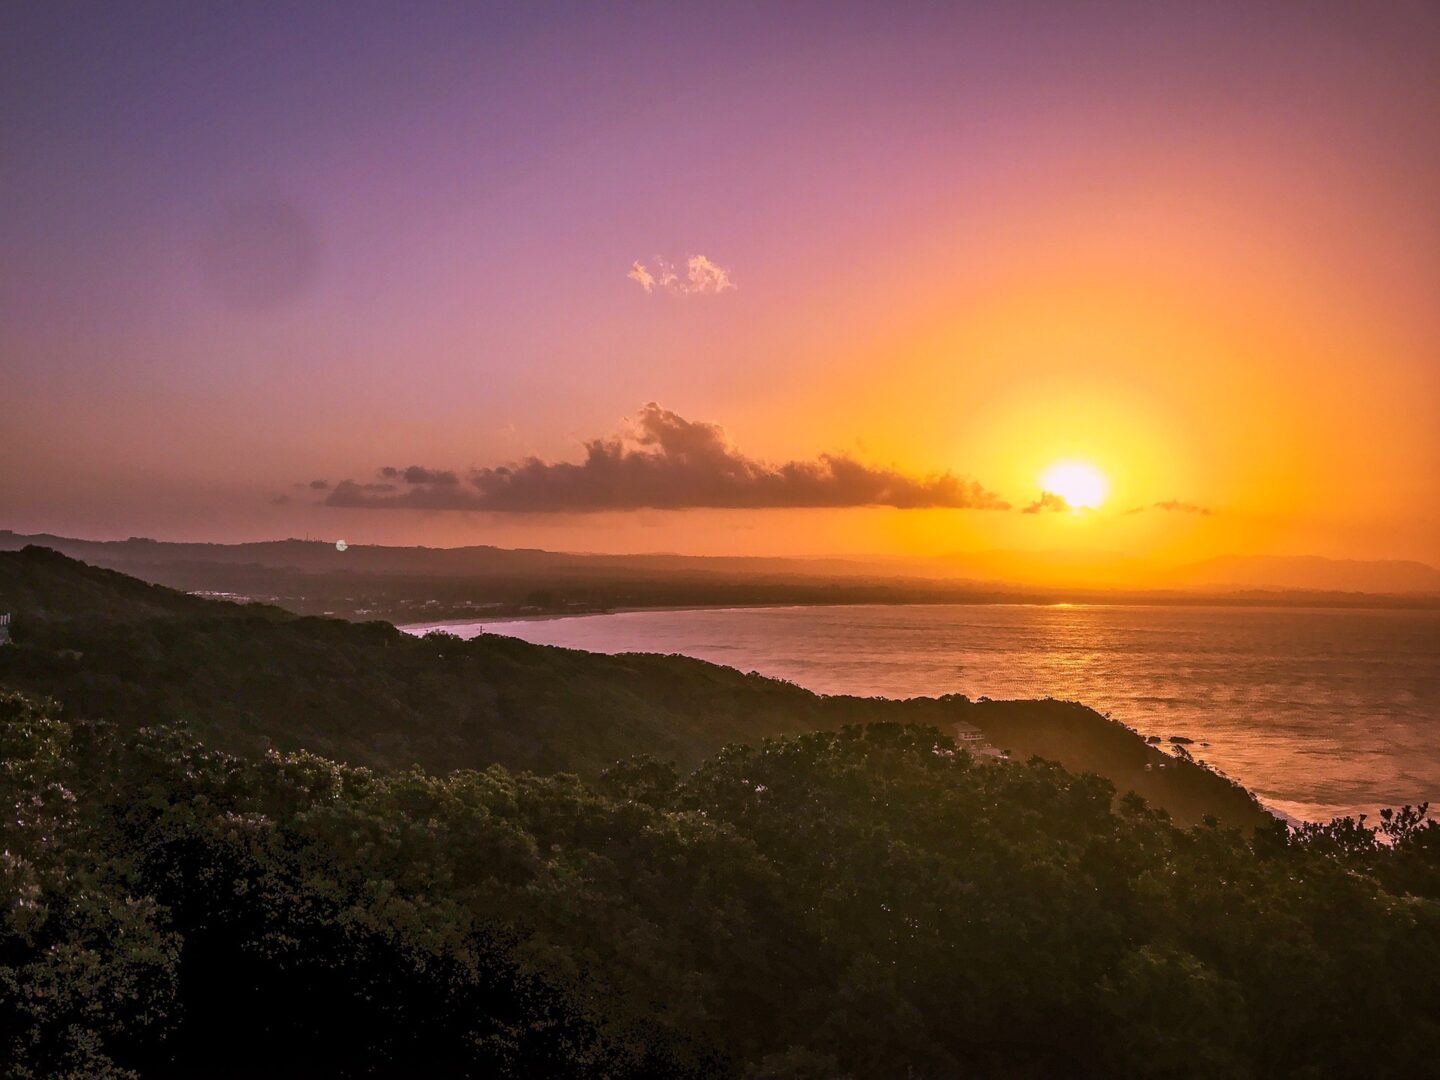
[3,3,1437,561]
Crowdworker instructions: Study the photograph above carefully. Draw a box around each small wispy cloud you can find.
[627,261,656,292]
[1022,491,1070,514]
[628,254,736,296]
[683,255,733,294]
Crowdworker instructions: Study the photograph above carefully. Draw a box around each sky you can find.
[3,2,1437,564]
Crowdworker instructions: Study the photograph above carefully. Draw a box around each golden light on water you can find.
[1038,461,1109,510]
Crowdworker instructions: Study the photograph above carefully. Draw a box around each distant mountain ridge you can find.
[908,548,1440,593]
[2,529,1436,595]
[0,530,880,580]
[1167,553,1440,594]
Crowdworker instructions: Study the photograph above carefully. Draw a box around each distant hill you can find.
[0,543,240,621]
[0,529,879,580]
[0,547,1271,829]
[912,548,1158,588]
[1,532,1435,629]
[1166,554,1440,594]
[918,547,1440,594]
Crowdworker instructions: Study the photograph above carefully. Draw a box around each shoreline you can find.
[397,595,1440,633]
[398,602,809,631]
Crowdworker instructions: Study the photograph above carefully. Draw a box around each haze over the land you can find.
[3,531,1436,601]
[3,3,1438,570]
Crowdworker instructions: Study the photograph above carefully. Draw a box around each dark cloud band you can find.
[1126,500,1214,516]
[1021,492,1070,514]
[320,403,1008,513]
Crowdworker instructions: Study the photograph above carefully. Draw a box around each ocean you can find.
[403,603,1440,824]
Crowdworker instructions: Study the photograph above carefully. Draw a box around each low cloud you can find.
[321,403,1007,513]
[1154,499,1213,515]
[1127,500,1214,516]
[628,255,735,295]
[1022,491,1070,514]
[379,466,459,485]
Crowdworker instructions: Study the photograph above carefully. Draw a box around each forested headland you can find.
[1,547,1436,1078]
[0,547,1269,829]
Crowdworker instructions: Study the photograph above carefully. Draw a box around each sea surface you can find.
[403,604,1440,824]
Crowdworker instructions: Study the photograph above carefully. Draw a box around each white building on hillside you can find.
[954,721,1001,757]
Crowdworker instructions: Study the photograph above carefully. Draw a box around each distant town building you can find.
[0,613,10,646]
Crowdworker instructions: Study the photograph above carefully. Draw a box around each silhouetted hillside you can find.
[0,549,1271,829]
[0,544,256,622]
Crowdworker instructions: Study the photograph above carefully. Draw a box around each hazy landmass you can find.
[1,531,1435,626]
[905,548,1440,594]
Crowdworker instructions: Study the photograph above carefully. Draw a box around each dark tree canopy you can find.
[2,692,1436,1079]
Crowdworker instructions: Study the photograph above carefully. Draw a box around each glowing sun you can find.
[1039,461,1109,510]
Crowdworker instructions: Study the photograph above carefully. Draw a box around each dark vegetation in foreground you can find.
[3,691,1438,1079]
[0,547,1269,830]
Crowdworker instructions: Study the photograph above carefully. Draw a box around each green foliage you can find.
[0,693,179,1079]
[2,694,1436,1078]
